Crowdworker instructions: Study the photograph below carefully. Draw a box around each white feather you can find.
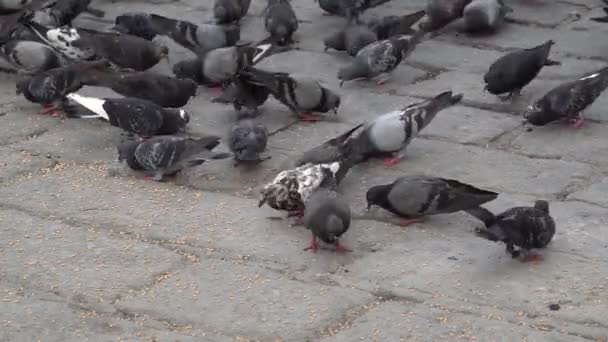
[580,72,600,81]
[252,43,272,64]
[66,93,109,121]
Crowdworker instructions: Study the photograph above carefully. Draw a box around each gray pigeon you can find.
[524,67,608,128]
[30,0,104,27]
[303,189,351,253]
[348,91,462,166]
[214,0,251,23]
[211,73,271,116]
[366,175,498,226]
[200,42,272,86]
[240,67,341,121]
[117,135,231,181]
[228,119,269,164]
[317,0,392,22]
[265,0,298,46]
[172,57,204,84]
[24,20,95,60]
[0,39,62,74]
[324,24,377,57]
[459,0,511,33]
[419,0,472,32]
[468,200,555,262]
[367,10,426,40]
[484,40,559,100]
[0,0,36,13]
[337,31,425,86]
[295,123,363,166]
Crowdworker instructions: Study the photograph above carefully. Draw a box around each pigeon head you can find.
[224,24,241,46]
[172,58,203,83]
[235,146,262,163]
[323,31,346,52]
[159,109,190,134]
[178,109,190,123]
[117,140,143,170]
[524,102,554,126]
[113,12,156,40]
[534,200,550,214]
[317,88,341,114]
[365,184,392,210]
[15,77,31,96]
[183,79,199,97]
[157,45,170,62]
[214,5,229,22]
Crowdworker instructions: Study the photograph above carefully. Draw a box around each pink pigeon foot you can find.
[143,176,155,181]
[383,155,403,167]
[334,241,352,253]
[303,236,318,252]
[568,114,584,129]
[399,217,423,227]
[522,253,544,263]
[298,112,322,121]
[39,104,57,115]
[376,79,388,86]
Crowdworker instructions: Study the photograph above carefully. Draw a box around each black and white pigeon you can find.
[419,0,472,32]
[240,67,341,121]
[324,24,377,57]
[468,200,555,262]
[367,10,427,40]
[484,40,559,100]
[117,135,231,181]
[366,175,498,226]
[24,20,95,60]
[337,31,425,86]
[82,70,198,108]
[212,73,271,117]
[295,123,363,166]
[228,119,269,165]
[199,42,272,87]
[264,0,298,46]
[348,91,462,167]
[0,39,62,74]
[459,0,511,33]
[64,93,190,137]
[524,67,608,129]
[172,57,205,84]
[15,59,109,115]
[214,0,251,24]
[302,188,351,253]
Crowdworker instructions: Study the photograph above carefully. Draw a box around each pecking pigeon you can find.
[31,0,104,27]
[264,0,298,46]
[419,0,472,32]
[317,0,392,21]
[24,20,95,60]
[199,42,272,87]
[468,200,555,262]
[0,39,63,74]
[524,66,608,128]
[112,12,157,40]
[295,123,363,166]
[459,0,511,33]
[303,189,351,253]
[172,57,204,84]
[240,67,341,121]
[214,0,251,24]
[366,175,498,226]
[484,40,559,100]
[64,93,190,137]
[337,31,425,86]
[228,119,269,164]
[117,135,231,181]
[211,72,271,116]
[367,10,426,40]
[324,24,377,57]
[348,91,463,166]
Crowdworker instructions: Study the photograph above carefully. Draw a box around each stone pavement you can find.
[1,0,608,341]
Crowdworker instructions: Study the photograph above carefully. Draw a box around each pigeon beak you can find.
[258,198,267,208]
[339,80,344,87]
[483,85,488,94]
[333,108,338,114]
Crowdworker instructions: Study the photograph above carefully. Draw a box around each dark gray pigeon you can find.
[419,0,472,32]
[303,189,351,253]
[484,40,559,100]
[468,200,555,262]
[0,39,62,74]
[81,70,198,108]
[228,119,269,164]
[338,31,425,86]
[240,67,341,121]
[459,0,511,33]
[214,0,251,23]
[295,123,363,166]
[64,93,190,137]
[525,67,608,128]
[317,0,392,21]
[324,24,377,57]
[112,12,157,40]
[117,135,231,181]
[31,0,104,27]
[172,57,204,84]
[211,73,271,116]
[348,91,462,166]
[366,175,498,226]
[367,10,426,40]
[265,0,298,46]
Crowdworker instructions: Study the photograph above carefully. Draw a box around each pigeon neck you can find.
[312,87,328,112]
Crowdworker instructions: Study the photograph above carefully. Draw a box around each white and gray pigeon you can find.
[0,39,62,74]
[117,135,231,181]
[265,0,298,46]
[295,123,363,166]
[458,0,511,33]
[366,175,498,226]
[324,24,377,57]
[524,66,608,128]
[419,0,472,32]
[64,93,190,137]
[337,31,425,86]
[24,21,95,60]
[348,91,463,167]
[240,67,341,121]
[468,200,555,262]
[214,0,251,24]
[303,189,351,253]
[228,119,269,164]
[199,42,272,87]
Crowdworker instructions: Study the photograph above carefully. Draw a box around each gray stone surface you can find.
[1,0,608,340]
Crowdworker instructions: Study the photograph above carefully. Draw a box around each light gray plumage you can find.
[295,123,363,166]
[460,0,511,33]
[420,0,472,32]
[349,91,462,166]
[324,24,377,57]
[228,119,269,164]
[25,20,95,60]
[303,189,351,252]
[214,0,251,23]
[201,43,272,85]
[0,0,34,12]
[265,0,298,45]
[367,10,426,40]
[0,39,62,74]
[366,175,498,225]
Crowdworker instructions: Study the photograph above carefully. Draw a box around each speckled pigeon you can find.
[324,24,377,57]
[419,0,472,32]
[214,0,251,23]
[295,123,363,166]
[172,57,204,84]
[460,0,511,33]
[366,175,498,226]
[303,189,351,253]
[228,119,269,164]
[367,10,426,40]
[0,39,62,74]
[264,0,298,45]
[211,73,271,117]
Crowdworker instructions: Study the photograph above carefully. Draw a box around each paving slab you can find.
[0,147,57,184]
[569,177,608,208]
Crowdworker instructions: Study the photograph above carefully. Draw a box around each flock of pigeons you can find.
[1,0,606,262]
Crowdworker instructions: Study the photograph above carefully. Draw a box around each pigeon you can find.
[0,39,62,74]
[172,57,205,84]
[15,59,109,115]
[484,40,560,100]
[112,12,157,40]
[31,0,104,27]
[200,42,272,87]
[211,73,271,116]
[0,0,37,13]
[468,200,555,262]
[367,10,427,40]
[295,123,363,166]
[348,91,462,166]
[324,24,377,57]
[524,67,608,128]
[316,0,392,20]
[117,135,231,181]
[264,0,298,45]
[214,0,251,23]
[81,70,198,108]
[366,175,498,226]
[24,20,96,60]
[459,0,511,33]
[419,0,472,32]
[240,67,341,121]
[337,31,425,86]
[302,189,351,253]
[228,119,269,164]
[590,3,608,23]
[64,93,190,137]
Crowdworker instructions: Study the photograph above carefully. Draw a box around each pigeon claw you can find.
[383,156,403,167]
[39,104,57,116]
[334,241,352,253]
[399,217,423,227]
[567,114,584,129]
[298,112,322,122]
[521,253,544,263]
[303,237,319,252]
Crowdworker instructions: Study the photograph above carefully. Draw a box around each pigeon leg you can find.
[288,208,305,224]
[39,104,57,115]
[298,112,323,121]
[334,240,352,253]
[303,235,319,252]
[375,75,391,86]
[383,153,404,167]
[521,252,544,263]
[568,113,584,129]
[399,217,423,227]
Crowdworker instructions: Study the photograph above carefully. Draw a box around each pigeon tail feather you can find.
[65,93,109,120]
